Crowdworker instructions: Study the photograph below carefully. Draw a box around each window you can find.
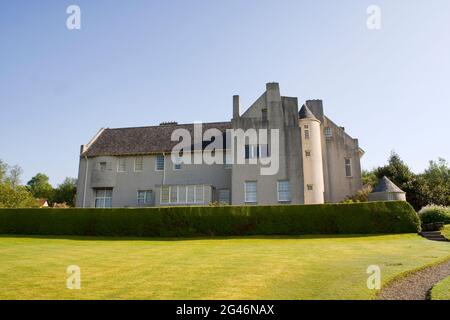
[99,162,107,171]
[173,155,182,170]
[94,188,112,208]
[305,150,311,157]
[218,189,230,204]
[307,184,313,191]
[134,157,143,172]
[304,125,310,139]
[345,158,352,177]
[156,155,165,171]
[325,127,332,138]
[117,158,126,172]
[161,185,170,203]
[160,185,205,204]
[178,185,186,203]
[224,151,232,169]
[187,185,195,203]
[137,190,152,204]
[261,108,268,121]
[245,145,258,159]
[170,186,178,203]
[195,185,204,203]
[277,180,291,202]
[244,181,257,203]
[260,144,269,158]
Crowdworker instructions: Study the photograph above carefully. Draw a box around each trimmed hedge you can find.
[0,201,420,237]
[418,205,450,224]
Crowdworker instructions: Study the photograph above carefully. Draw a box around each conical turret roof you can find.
[372,176,405,193]
[299,104,317,120]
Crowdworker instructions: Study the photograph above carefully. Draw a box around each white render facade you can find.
[76,83,364,208]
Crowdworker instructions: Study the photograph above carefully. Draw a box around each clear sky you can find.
[0,0,449,186]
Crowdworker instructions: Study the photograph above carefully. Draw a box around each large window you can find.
[345,158,352,177]
[134,157,143,172]
[277,180,291,202]
[95,188,112,208]
[218,189,230,204]
[304,125,310,139]
[117,158,126,172]
[160,185,205,204]
[244,145,268,159]
[137,190,152,205]
[244,181,257,203]
[156,155,165,171]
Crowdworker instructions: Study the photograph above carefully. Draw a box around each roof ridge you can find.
[106,121,232,131]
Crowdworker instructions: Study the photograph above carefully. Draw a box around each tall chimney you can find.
[233,95,240,119]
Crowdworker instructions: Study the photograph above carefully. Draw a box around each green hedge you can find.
[418,205,450,224]
[0,201,420,237]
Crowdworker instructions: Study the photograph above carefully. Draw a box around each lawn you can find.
[442,224,450,240]
[0,234,449,300]
[431,275,450,300]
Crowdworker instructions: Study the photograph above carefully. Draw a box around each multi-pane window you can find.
[244,181,257,203]
[137,190,152,205]
[156,155,165,171]
[170,186,178,203]
[94,188,112,208]
[161,185,170,203]
[160,185,205,204]
[245,145,258,159]
[99,162,108,171]
[277,180,291,202]
[325,127,332,138]
[345,158,352,177]
[307,184,314,191]
[305,150,311,157]
[173,155,182,170]
[224,151,233,169]
[218,189,230,204]
[117,158,126,172]
[134,157,143,172]
[304,125,310,139]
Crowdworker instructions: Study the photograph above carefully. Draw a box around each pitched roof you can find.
[299,104,317,120]
[372,176,405,193]
[82,122,232,157]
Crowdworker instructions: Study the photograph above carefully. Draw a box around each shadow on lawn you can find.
[0,233,414,242]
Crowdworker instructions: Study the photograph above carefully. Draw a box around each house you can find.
[37,199,49,208]
[76,83,364,208]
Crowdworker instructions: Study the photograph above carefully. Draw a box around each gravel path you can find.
[378,258,450,300]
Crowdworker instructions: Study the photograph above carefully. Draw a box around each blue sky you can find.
[0,0,449,186]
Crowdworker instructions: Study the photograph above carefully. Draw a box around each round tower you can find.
[299,104,325,204]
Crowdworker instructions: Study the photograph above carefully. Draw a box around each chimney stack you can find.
[233,95,240,119]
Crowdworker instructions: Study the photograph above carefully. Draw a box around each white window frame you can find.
[94,188,113,208]
[304,125,310,139]
[160,185,205,205]
[160,185,170,204]
[345,158,352,177]
[277,180,291,202]
[134,157,144,172]
[173,155,182,171]
[155,155,165,171]
[137,190,152,205]
[325,127,332,138]
[117,158,126,172]
[244,181,257,203]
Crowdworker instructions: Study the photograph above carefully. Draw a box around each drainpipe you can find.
[82,156,88,208]
[162,152,166,185]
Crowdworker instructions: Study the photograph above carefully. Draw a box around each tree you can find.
[422,158,450,206]
[0,159,7,184]
[27,173,54,200]
[53,177,77,207]
[5,165,23,188]
[0,184,38,208]
[362,169,378,187]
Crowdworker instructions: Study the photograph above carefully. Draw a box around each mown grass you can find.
[0,234,448,300]
[431,275,450,300]
[442,224,450,240]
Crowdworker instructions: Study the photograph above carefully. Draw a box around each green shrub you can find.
[0,201,420,237]
[418,205,450,224]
